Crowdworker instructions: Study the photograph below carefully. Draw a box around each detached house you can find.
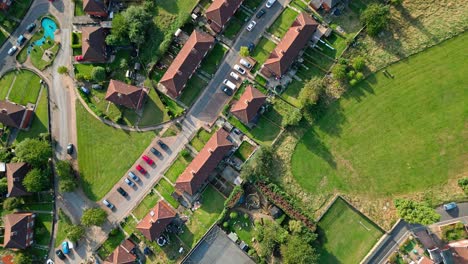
[230,85,267,126]
[261,12,318,78]
[159,30,214,98]
[83,0,108,17]
[6,162,30,198]
[136,201,176,241]
[205,0,244,33]
[175,129,233,202]
[104,239,136,264]
[0,100,34,130]
[105,80,148,110]
[2,213,35,250]
[81,27,108,63]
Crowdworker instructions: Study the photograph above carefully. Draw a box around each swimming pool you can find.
[27,17,58,54]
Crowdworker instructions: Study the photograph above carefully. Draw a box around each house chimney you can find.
[150,210,155,216]
[11,231,17,236]
[296,27,301,33]
[191,170,196,175]
[244,99,251,105]
[1,108,8,114]
[117,93,122,98]
[208,148,214,153]
[177,70,183,76]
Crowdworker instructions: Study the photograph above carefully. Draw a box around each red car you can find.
[142,155,154,165]
[75,55,83,61]
[136,165,146,174]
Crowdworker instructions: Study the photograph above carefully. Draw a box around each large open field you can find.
[317,198,383,263]
[291,33,467,198]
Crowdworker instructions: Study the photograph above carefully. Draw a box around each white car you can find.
[230,71,240,81]
[240,58,252,69]
[234,64,246,75]
[266,0,277,8]
[246,20,257,31]
[223,79,237,90]
[7,46,18,56]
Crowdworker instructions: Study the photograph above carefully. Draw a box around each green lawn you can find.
[76,103,157,201]
[155,178,179,208]
[0,29,7,45]
[7,70,42,105]
[225,212,253,244]
[267,8,298,38]
[178,185,225,247]
[229,115,281,146]
[16,87,49,141]
[282,79,304,107]
[121,216,137,236]
[138,88,171,127]
[29,37,60,70]
[251,37,276,71]
[234,141,255,161]
[317,198,383,263]
[165,153,193,183]
[223,10,250,39]
[189,128,214,151]
[199,43,228,75]
[291,33,468,197]
[55,210,72,247]
[97,228,126,260]
[7,0,33,21]
[74,0,85,16]
[0,71,16,100]
[179,74,207,106]
[243,0,264,10]
[133,191,160,220]
[35,213,53,246]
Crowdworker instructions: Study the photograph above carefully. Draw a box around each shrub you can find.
[352,56,366,70]
[395,199,440,225]
[3,197,24,210]
[58,66,68,74]
[239,46,250,57]
[458,178,468,193]
[181,149,191,159]
[91,66,106,82]
[332,64,347,80]
[349,79,358,86]
[361,4,390,36]
[230,212,238,219]
[347,70,356,79]
[75,73,85,81]
[244,213,249,219]
[223,222,229,228]
[355,72,364,81]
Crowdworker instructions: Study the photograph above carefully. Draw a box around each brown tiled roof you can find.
[6,162,30,197]
[176,129,233,196]
[105,80,147,110]
[83,0,107,16]
[0,100,26,128]
[230,86,267,124]
[263,12,318,77]
[206,0,244,33]
[104,239,136,264]
[2,213,35,250]
[159,30,214,98]
[418,257,434,264]
[81,27,107,62]
[136,201,176,241]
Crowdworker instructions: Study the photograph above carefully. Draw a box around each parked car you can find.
[230,72,240,81]
[103,199,114,209]
[246,20,257,31]
[240,59,252,69]
[80,86,90,95]
[17,35,26,46]
[142,155,154,165]
[62,241,70,254]
[221,86,233,96]
[46,259,54,264]
[117,187,128,197]
[223,79,237,90]
[91,84,102,89]
[150,147,162,158]
[266,0,276,8]
[75,55,83,61]
[158,140,169,151]
[443,202,457,211]
[67,143,74,155]
[55,249,66,260]
[135,165,146,175]
[7,46,18,56]
[256,9,266,18]
[247,42,255,52]
[129,171,142,181]
[125,178,135,187]
[26,23,36,33]
[234,64,246,74]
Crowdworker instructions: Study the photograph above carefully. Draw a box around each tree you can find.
[355,72,364,81]
[229,212,238,219]
[105,5,153,47]
[239,46,250,57]
[0,147,13,162]
[288,220,303,234]
[254,220,288,258]
[281,108,302,128]
[332,64,347,81]
[458,178,468,194]
[91,66,106,82]
[15,138,52,168]
[390,0,403,5]
[81,208,107,227]
[23,168,49,192]
[361,4,390,36]
[352,56,366,71]
[56,160,77,192]
[240,146,274,182]
[0,177,7,195]
[57,66,68,74]
[394,199,440,225]
[298,78,323,108]
[66,225,85,242]
[14,253,32,264]
[119,58,128,69]
[3,197,23,210]
[281,235,319,264]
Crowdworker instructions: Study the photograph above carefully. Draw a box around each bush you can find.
[355,72,364,81]
[395,199,440,225]
[81,208,107,227]
[349,79,358,86]
[230,212,238,219]
[91,66,106,82]
[361,4,390,36]
[347,70,356,79]
[3,197,24,210]
[223,222,229,228]
[239,46,250,57]
[181,149,191,159]
[58,66,68,74]
[332,64,347,81]
[244,213,249,219]
[352,56,366,70]
[458,178,468,193]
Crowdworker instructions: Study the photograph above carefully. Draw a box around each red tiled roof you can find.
[104,239,136,264]
[105,80,147,109]
[263,12,318,77]
[136,201,176,241]
[0,100,26,128]
[176,129,233,196]
[2,213,35,250]
[81,27,107,62]
[6,162,30,198]
[83,0,107,16]
[206,0,244,33]
[159,30,214,98]
[230,86,267,124]
[418,257,434,264]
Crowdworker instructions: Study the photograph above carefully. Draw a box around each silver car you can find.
[7,46,18,56]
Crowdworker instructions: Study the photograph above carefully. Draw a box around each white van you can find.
[240,58,252,69]
[266,0,277,8]
[230,72,240,81]
[223,79,237,90]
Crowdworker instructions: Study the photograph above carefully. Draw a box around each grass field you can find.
[133,191,160,220]
[180,74,208,106]
[34,213,53,246]
[97,228,126,260]
[189,128,214,151]
[7,70,42,105]
[229,115,281,146]
[251,37,276,71]
[138,88,171,127]
[0,72,16,100]
[267,8,298,38]
[317,198,383,263]
[223,9,250,39]
[199,43,228,75]
[16,87,48,141]
[234,141,255,161]
[76,103,157,201]
[165,152,193,183]
[291,33,468,197]
[155,178,179,208]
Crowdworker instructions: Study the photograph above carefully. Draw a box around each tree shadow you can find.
[395,5,439,43]
[310,98,346,138]
[302,129,336,169]
[342,74,377,102]
[314,226,343,264]
[155,0,180,15]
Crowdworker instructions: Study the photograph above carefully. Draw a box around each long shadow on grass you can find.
[302,129,336,169]
[342,74,376,102]
[310,98,346,138]
[395,5,439,43]
[315,226,343,264]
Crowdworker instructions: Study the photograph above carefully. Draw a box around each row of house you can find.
[0,100,34,130]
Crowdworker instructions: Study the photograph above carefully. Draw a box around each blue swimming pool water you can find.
[27,17,58,54]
